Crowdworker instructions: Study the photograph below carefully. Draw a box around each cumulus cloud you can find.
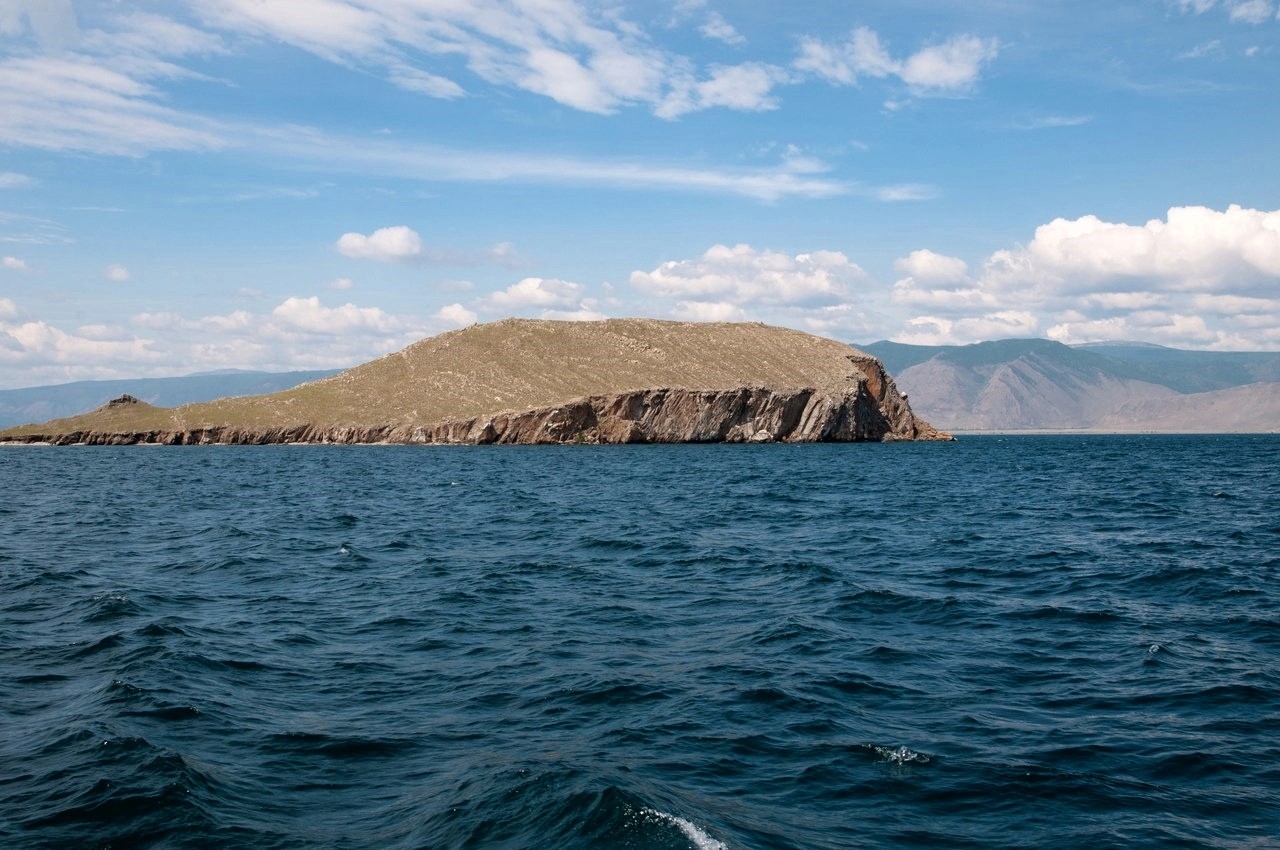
[0,297,164,384]
[436,303,477,326]
[485,277,586,310]
[889,205,1280,348]
[0,292,448,386]
[981,205,1280,294]
[336,226,423,263]
[104,263,130,281]
[270,296,404,335]
[795,26,998,94]
[3,256,29,271]
[671,300,747,322]
[631,243,866,308]
[336,228,535,267]
[898,311,1040,346]
[895,249,969,283]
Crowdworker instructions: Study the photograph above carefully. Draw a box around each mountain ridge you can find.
[861,338,1280,432]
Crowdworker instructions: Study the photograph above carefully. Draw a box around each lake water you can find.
[2,437,1278,848]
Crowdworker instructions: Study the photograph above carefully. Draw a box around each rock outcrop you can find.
[0,319,950,445]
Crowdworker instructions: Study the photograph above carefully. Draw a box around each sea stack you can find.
[0,319,951,445]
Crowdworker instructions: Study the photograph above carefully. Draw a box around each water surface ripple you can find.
[2,436,1278,848]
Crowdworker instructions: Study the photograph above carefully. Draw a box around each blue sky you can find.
[1,0,1278,387]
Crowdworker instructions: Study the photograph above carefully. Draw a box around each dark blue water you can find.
[2,437,1278,849]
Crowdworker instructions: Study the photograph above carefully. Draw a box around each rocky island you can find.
[0,319,950,445]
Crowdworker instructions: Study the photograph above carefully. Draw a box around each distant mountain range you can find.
[860,339,1280,432]
[0,369,340,429]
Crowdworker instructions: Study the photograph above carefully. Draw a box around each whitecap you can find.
[874,744,931,765]
[646,809,728,850]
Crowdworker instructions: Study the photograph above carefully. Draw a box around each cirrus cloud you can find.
[795,26,999,94]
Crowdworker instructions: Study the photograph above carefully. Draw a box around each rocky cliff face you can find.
[3,362,949,446]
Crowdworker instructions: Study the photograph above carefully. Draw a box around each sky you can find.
[1,0,1279,388]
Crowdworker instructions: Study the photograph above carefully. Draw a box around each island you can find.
[0,319,951,445]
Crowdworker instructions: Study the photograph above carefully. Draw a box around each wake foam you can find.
[645,808,727,850]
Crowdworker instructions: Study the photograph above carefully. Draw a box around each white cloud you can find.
[0,1,851,204]
[895,249,969,283]
[699,12,744,45]
[104,263,130,282]
[271,296,404,335]
[0,172,36,189]
[194,0,777,119]
[0,5,229,157]
[899,36,999,91]
[0,0,79,47]
[485,277,585,310]
[795,26,998,94]
[982,205,1280,294]
[1178,0,1279,22]
[656,62,788,118]
[898,311,1040,346]
[1006,114,1095,131]
[540,307,607,321]
[327,277,354,291]
[3,256,29,272]
[269,128,851,200]
[1228,0,1274,23]
[0,297,165,381]
[890,205,1280,348]
[0,293,444,386]
[336,226,423,263]
[0,53,227,155]
[1179,39,1224,59]
[386,64,466,99]
[436,303,477,326]
[671,300,747,322]
[874,183,939,201]
[631,243,866,307]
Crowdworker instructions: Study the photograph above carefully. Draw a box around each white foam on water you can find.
[646,809,727,850]
[874,744,930,765]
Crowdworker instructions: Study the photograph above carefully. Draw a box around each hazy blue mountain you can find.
[0,369,341,428]
[858,339,1280,432]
